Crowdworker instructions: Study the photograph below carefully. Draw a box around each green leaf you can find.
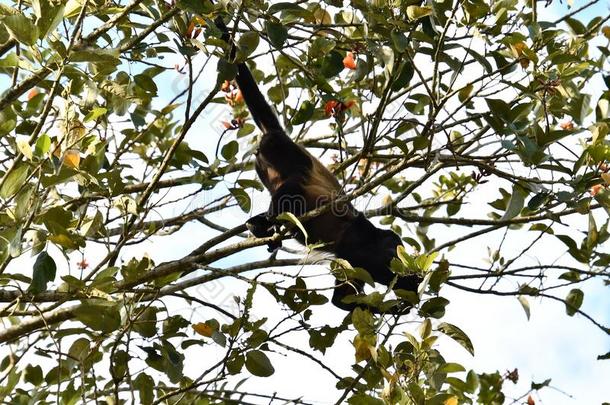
[587,212,598,250]
[500,184,527,220]
[437,363,466,373]
[217,59,237,83]
[176,0,213,14]
[277,212,308,243]
[531,378,552,390]
[2,14,39,45]
[321,50,344,78]
[229,188,251,213]
[238,32,260,58]
[565,288,583,316]
[348,393,385,405]
[485,98,510,122]
[265,21,288,49]
[391,30,408,52]
[84,107,107,123]
[309,37,336,58]
[134,373,154,405]
[73,301,121,332]
[68,337,90,362]
[236,179,263,191]
[133,307,157,338]
[556,234,588,263]
[391,62,414,91]
[221,140,238,160]
[34,134,51,156]
[134,74,158,94]
[29,251,57,294]
[245,350,275,377]
[291,100,315,125]
[33,0,64,39]
[438,322,475,355]
[0,52,19,68]
[0,164,29,199]
[24,364,43,386]
[419,296,449,318]
[227,353,245,374]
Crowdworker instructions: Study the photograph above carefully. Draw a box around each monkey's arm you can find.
[214,17,283,134]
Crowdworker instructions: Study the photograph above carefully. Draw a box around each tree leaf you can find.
[321,50,344,78]
[238,31,260,57]
[73,301,121,332]
[565,288,583,316]
[0,164,29,199]
[277,212,308,243]
[419,297,449,318]
[229,188,251,213]
[24,365,43,386]
[133,373,154,405]
[348,393,385,405]
[291,100,314,125]
[34,134,51,156]
[2,14,39,45]
[517,295,531,320]
[391,30,408,53]
[406,5,433,20]
[134,74,158,94]
[265,21,288,49]
[500,184,527,220]
[458,83,473,103]
[217,58,237,82]
[245,350,274,377]
[29,251,57,294]
[438,322,475,356]
[221,140,238,160]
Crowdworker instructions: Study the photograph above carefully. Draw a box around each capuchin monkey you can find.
[214,16,420,313]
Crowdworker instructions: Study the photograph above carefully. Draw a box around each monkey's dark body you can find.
[221,36,420,312]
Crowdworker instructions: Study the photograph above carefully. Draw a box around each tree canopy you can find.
[0,0,608,404]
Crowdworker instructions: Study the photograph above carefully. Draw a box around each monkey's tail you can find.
[215,16,283,135]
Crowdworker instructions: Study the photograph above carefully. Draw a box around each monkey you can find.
[214,17,421,313]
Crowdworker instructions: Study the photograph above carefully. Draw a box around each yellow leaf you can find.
[67,119,85,144]
[353,334,377,363]
[602,26,610,40]
[444,396,458,405]
[406,5,433,21]
[63,149,80,169]
[510,42,526,58]
[192,322,214,337]
[49,233,79,249]
[458,83,474,103]
[17,139,33,160]
[601,172,610,184]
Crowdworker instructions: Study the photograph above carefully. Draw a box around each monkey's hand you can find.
[246,213,282,252]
